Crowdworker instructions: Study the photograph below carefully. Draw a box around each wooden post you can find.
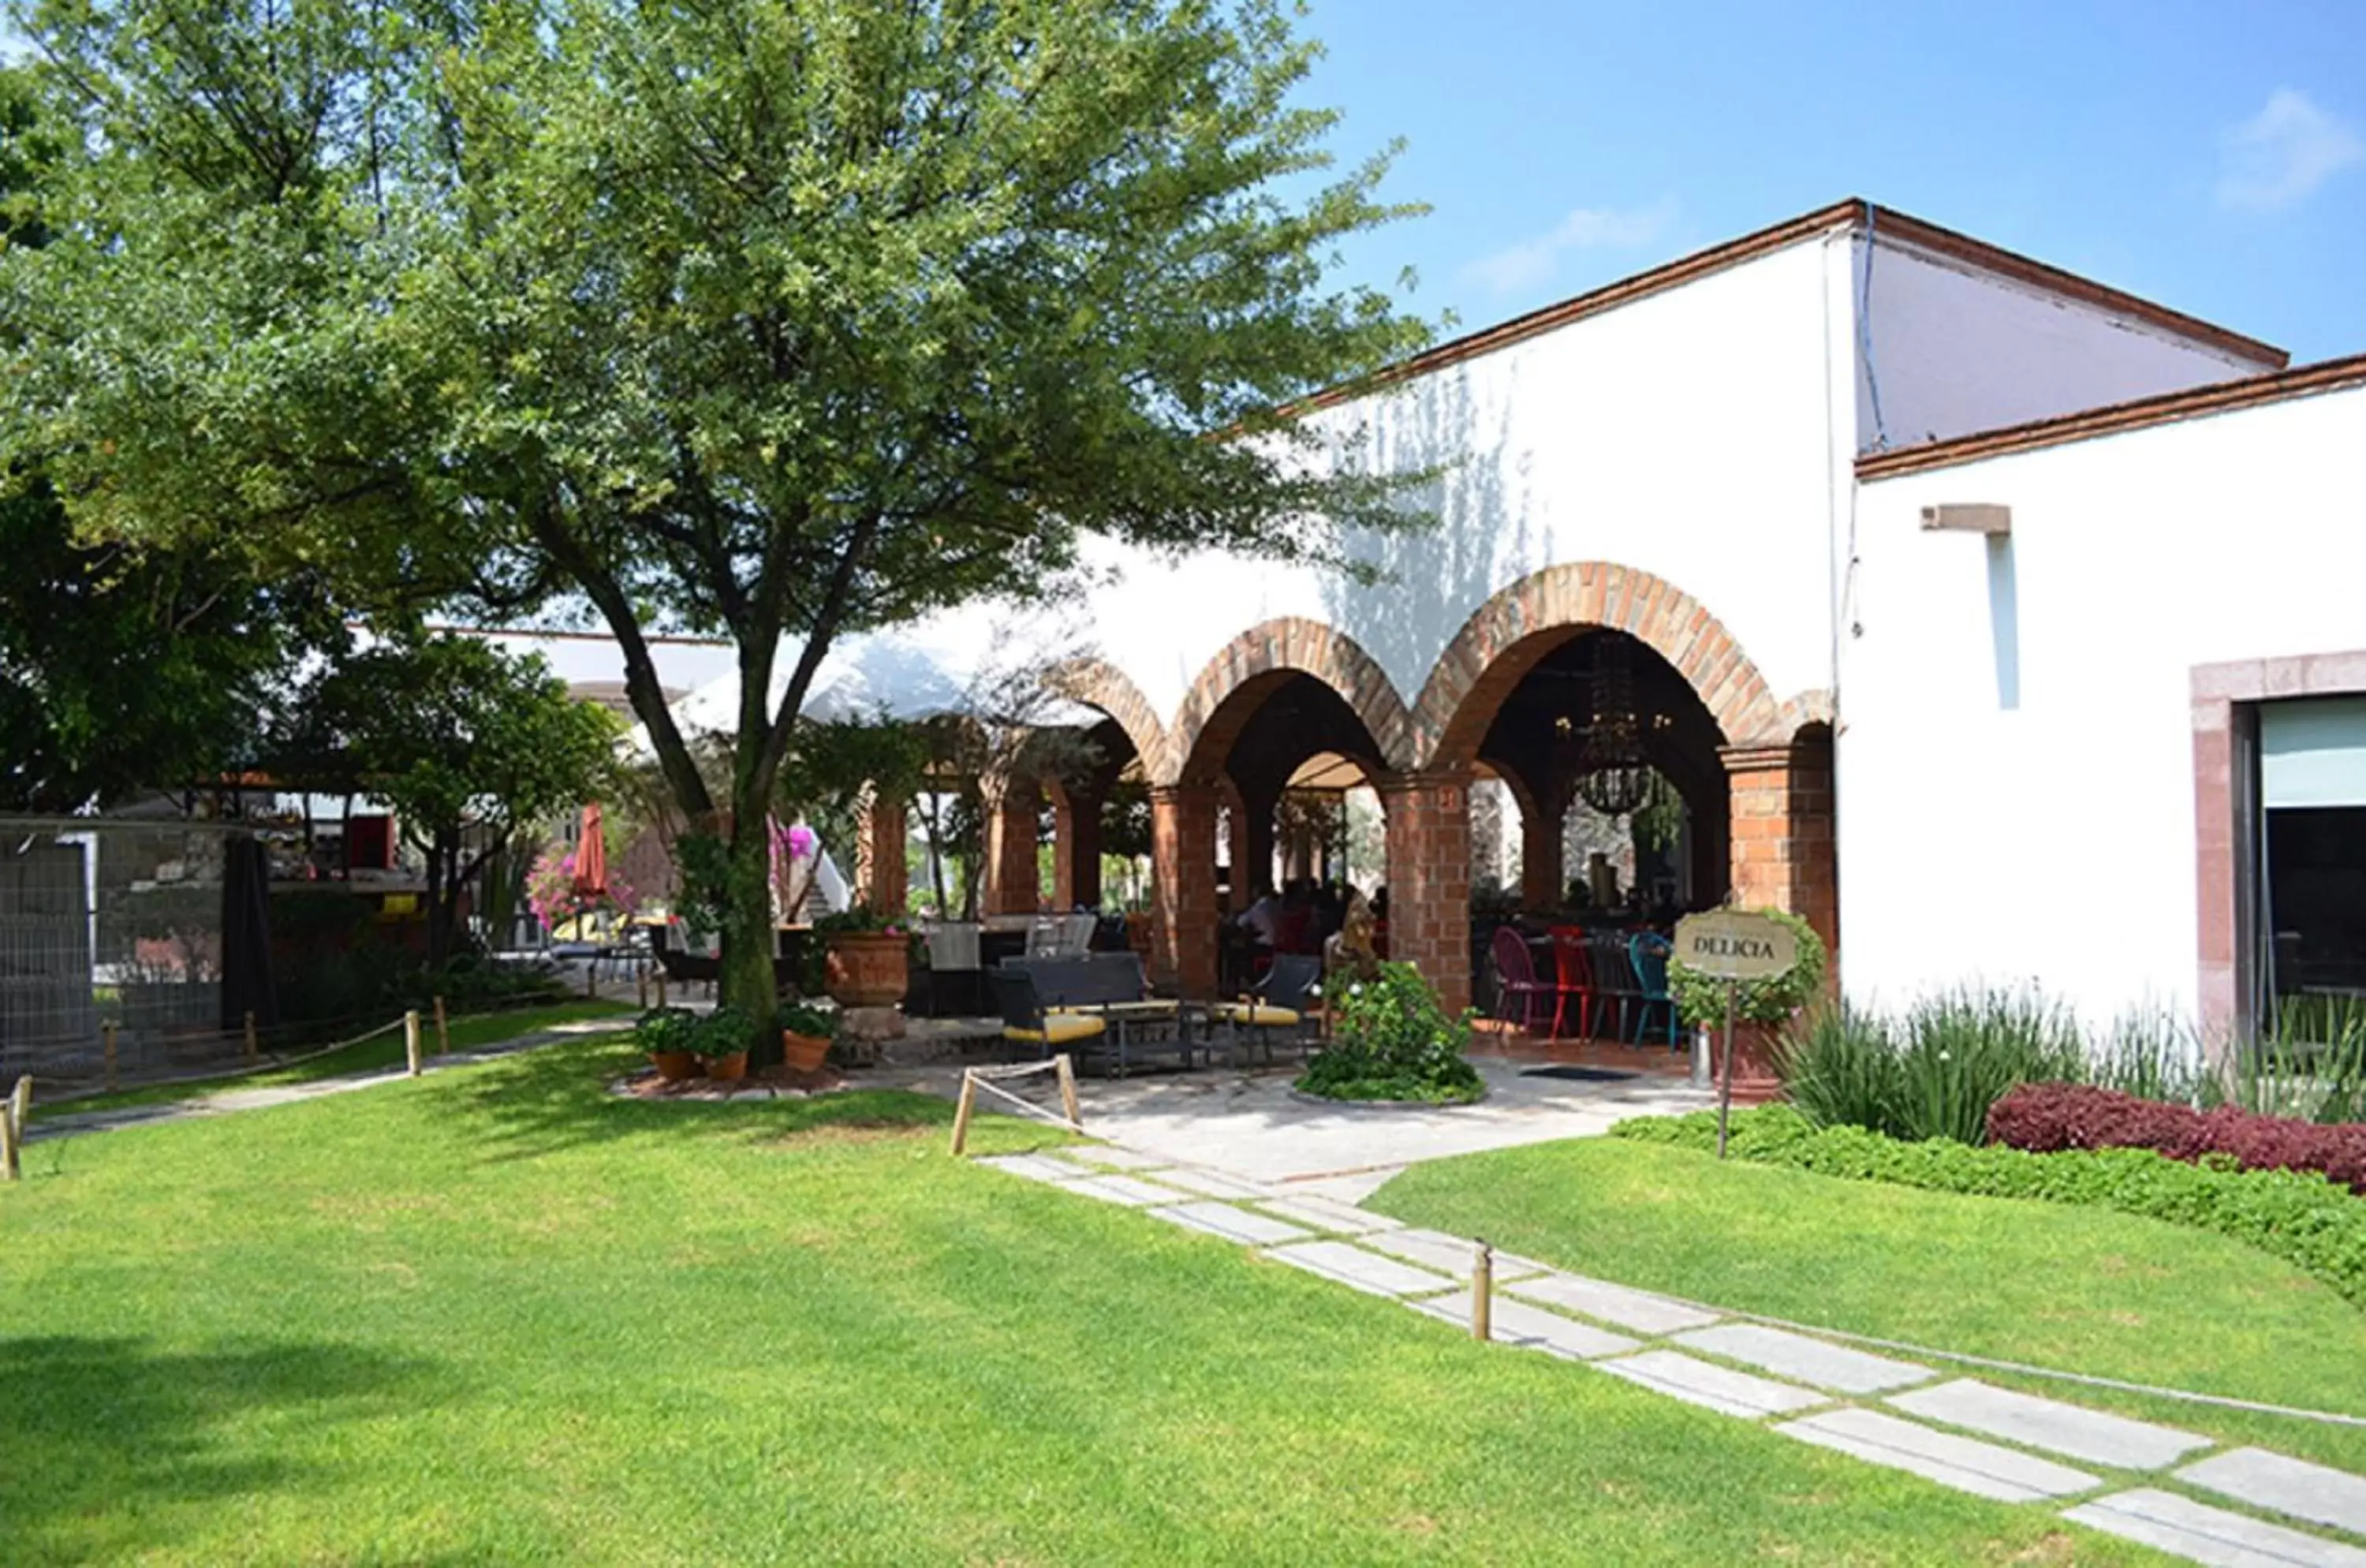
[11,1075,30,1143]
[1054,1053,1082,1131]
[0,1085,17,1182]
[103,1023,118,1092]
[636,967,649,1009]
[1471,1240,1494,1342]
[1716,980,1739,1160]
[404,1010,423,1078]
[584,958,597,999]
[655,970,669,1010]
[243,1010,259,1066]
[948,1070,979,1156]
[432,995,450,1056]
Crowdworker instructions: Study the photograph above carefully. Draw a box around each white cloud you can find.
[1459,198,1678,295]
[2215,88,2364,212]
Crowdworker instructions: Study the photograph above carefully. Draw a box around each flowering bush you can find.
[525,839,637,935]
[1987,1083,2366,1196]
[1297,961,1483,1105]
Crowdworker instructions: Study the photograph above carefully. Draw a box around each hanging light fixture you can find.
[1574,633,1653,817]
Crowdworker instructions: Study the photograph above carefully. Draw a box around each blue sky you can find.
[1304,0,2366,365]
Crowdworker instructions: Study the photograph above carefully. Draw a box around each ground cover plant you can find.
[1615,1106,2366,1312]
[1297,961,1484,1104]
[0,1033,2166,1566]
[1988,1082,2366,1193]
[1374,1124,2366,1477]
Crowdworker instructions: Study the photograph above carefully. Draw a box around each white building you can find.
[638,198,2361,1043]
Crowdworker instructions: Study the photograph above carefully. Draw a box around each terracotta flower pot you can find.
[824,931,909,1008]
[702,1050,749,1082]
[650,1049,701,1082]
[781,1030,832,1073]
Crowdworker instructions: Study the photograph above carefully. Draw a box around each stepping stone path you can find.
[1890,1379,2212,1471]
[972,1142,2366,1567]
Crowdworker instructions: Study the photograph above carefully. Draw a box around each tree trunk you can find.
[717,803,778,1058]
[425,834,453,969]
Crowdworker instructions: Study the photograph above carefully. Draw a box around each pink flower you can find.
[787,824,818,859]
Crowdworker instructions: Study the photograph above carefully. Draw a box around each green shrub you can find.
[1297,961,1483,1105]
[1670,908,1826,1027]
[1614,1106,2366,1309]
[634,1007,702,1056]
[1779,989,2097,1145]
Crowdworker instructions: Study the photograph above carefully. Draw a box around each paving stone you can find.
[1505,1271,1721,1335]
[2065,1488,2366,1568]
[976,1154,1085,1184]
[1063,1145,1172,1172]
[1890,1379,2211,1471]
[1254,1195,1401,1234]
[1595,1350,1828,1419]
[2178,1449,2366,1540]
[1263,1240,1454,1298]
[1358,1227,1548,1282]
[1778,1408,2101,1503]
[1409,1288,1642,1360]
[1062,1174,1182,1207]
[1147,1201,1314,1246]
[1144,1167,1280,1201]
[1670,1323,1932,1394]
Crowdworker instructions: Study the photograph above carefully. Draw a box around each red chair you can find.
[1490,926,1558,1037]
[1547,926,1598,1039]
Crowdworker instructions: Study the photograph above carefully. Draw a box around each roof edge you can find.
[1286,198,2285,419]
[1855,352,2366,480]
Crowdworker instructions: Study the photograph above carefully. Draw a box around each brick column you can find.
[1150,783,1219,997]
[853,790,908,916]
[1721,734,1838,958]
[1380,770,1473,1016]
[980,779,1042,916]
[1047,781,1103,910]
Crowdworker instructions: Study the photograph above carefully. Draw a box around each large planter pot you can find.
[824,932,909,1009]
[703,1050,749,1082]
[649,1050,701,1082]
[781,1031,832,1073]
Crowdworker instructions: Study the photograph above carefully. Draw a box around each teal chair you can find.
[1629,932,1682,1048]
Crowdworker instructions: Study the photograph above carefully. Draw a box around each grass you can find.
[1372,1136,2366,1477]
[29,999,634,1122]
[0,1036,2177,1565]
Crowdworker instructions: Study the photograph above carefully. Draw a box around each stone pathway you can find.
[977,1143,2366,1568]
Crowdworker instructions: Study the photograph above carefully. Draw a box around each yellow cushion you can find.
[1003,1012,1106,1046]
[1213,1003,1300,1028]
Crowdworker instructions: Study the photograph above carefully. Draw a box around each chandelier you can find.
[1573,634,1653,817]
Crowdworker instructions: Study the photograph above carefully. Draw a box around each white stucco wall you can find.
[1839,383,2366,1028]
[1070,230,1857,731]
[1855,235,2277,454]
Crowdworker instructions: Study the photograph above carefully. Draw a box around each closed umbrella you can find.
[573,802,607,903]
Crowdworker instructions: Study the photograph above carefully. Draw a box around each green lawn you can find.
[30,998,633,1122]
[0,1036,2175,1565]
[1373,1136,2366,1477]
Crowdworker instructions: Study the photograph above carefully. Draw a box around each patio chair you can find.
[1547,926,1597,1040]
[1629,932,1682,1048]
[1489,926,1558,1038]
[1589,931,1640,1040]
[990,967,1106,1062]
[1212,954,1322,1066]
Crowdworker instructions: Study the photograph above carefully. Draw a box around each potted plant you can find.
[778,997,838,1073]
[815,904,915,1009]
[1670,907,1828,1082]
[697,1004,756,1081]
[636,1006,703,1081]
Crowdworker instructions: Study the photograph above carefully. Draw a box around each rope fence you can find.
[948,1057,1083,1155]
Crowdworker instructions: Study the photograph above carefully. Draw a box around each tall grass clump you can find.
[1781,989,2086,1144]
[2222,995,2366,1125]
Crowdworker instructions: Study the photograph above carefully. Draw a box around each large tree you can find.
[2,0,1431,1043]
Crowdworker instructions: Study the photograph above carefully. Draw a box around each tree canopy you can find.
[2,0,1434,1040]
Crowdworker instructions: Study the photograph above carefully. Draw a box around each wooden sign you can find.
[1674,909,1797,982]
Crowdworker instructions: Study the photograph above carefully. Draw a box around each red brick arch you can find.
[1164,618,1416,786]
[1043,658,1167,778]
[1410,562,1787,771]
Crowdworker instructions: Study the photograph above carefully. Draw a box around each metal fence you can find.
[0,816,244,1085]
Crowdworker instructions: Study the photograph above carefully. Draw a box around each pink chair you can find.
[1490,926,1558,1037]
